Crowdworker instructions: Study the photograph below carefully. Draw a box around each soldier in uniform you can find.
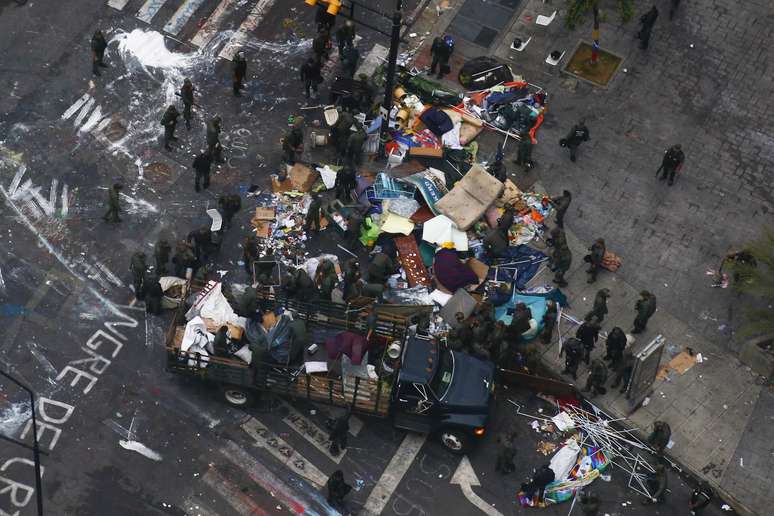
[561,120,590,162]
[488,148,507,182]
[551,242,572,287]
[327,410,350,456]
[546,225,567,250]
[300,57,323,99]
[161,105,179,151]
[658,143,685,185]
[330,110,354,157]
[632,290,657,333]
[238,286,259,319]
[586,238,606,284]
[218,193,242,229]
[283,117,305,166]
[604,327,627,368]
[315,259,337,301]
[335,20,356,57]
[129,252,147,301]
[180,78,195,130]
[326,470,352,510]
[342,45,360,78]
[242,235,259,277]
[172,240,197,278]
[648,420,672,455]
[367,252,396,285]
[143,273,163,315]
[585,288,610,323]
[540,300,558,344]
[611,347,635,393]
[643,464,668,504]
[576,319,600,365]
[345,126,366,168]
[514,131,534,170]
[187,227,212,265]
[584,359,608,397]
[206,116,223,163]
[550,190,572,228]
[304,192,322,235]
[312,29,331,63]
[429,35,454,79]
[154,239,171,275]
[192,151,213,192]
[495,429,518,475]
[91,30,108,76]
[560,336,583,380]
[232,50,247,96]
[335,166,357,201]
[103,183,123,223]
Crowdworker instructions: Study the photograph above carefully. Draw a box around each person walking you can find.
[218,194,242,229]
[514,131,534,169]
[657,144,685,185]
[206,116,223,162]
[172,240,197,278]
[488,147,507,182]
[180,78,195,130]
[103,183,123,223]
[583,358,608,397]
[232,50,247,96]
[335,20,355,57]
[586,238,606,284]
[154,239,171,275]
[327,411,350,456]
[130,252,147,301]
[300,57,323,100]
[305,192,322,235]
[192,151,213,192]
[341,45,360,78]
[551,242,572,288]
[143,273,163,315]
[345,126,366,168]
[689,482,714,515]
[560,120,589,162]
[540,300,558,344]
[495,430,518,475]
[576,319,600,365]
[161,105,179,151]
[632,290,657,333]
[313,29,332,63]
[91,30,108,76]
[647,420,671,455]
[610,347,634,392]
[642,464,668,504]
[550,190,572,228]
[603,327,627,369]
[325,470,352,510]
[547,225,567,249]
[430,35,454,79]
[335,166,357,201]
[638,6,659,50]
[282,117,305,166]
[585,288,610,322]
[560,337,583,380]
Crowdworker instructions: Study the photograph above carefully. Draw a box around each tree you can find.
[565,0,634,30]
[728,228,774,338]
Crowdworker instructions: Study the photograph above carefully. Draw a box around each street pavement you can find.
[408,0,774,515]
[0,0,766,515]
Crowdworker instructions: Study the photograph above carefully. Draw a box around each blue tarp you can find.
[494,293,548,340]
[486,245,548,289]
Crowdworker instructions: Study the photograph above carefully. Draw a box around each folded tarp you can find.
[400,168,449,214]
[486,245,548,289]
[325,331,373,365]
[435,164,504,230]
[420,107,454,137]
[422,214,468,251]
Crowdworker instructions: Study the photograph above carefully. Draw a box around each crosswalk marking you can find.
[218,0,277,61]
[222,441,310,514]
[107,0,131,10]
[362,433,427,516]
[79,105,104,133]
[62,93,91,120]
[72,98,96,128]
[163,0,207,36]
[136,0,169,24]
[242,416,329,488]
[282,403,345,464]
[201,467,268,515]
[190,0,235,48]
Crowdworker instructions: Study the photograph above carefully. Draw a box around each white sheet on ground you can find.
[549,438,580,481]
[422,214,469,251]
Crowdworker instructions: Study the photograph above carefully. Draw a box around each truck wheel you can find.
[222,385,253,407]
[439,429,470,454]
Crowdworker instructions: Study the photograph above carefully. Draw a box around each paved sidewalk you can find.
[404,1,774,514]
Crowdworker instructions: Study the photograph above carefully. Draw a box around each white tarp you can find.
[186,282,245,329]
[422,215,469,251]
[181,316,213,368]
[549,438,580,481]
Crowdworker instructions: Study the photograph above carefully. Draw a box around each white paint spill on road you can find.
[362,433,427,516]
[61,93,91,120]
[27,341,59,380]
[60,183,69,217]
[119,192,160,214]
[79,312,98,320]
[190,0,235,48]
[0,266,5,294]
[95,261,125,287]
[107,0,130,9]
[219,0,278,61]
[136,0,169,24]
[72,97,96,128]
[119,439,163,461]
[163,0,207,36]
[94,116,112,134]
[7,164,27,197]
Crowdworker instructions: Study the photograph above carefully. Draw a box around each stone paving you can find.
[408,0,774,514]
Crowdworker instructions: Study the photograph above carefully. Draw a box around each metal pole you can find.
[0,370,44,516]
[378,0,403,159]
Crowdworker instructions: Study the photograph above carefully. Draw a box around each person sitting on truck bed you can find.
[283,267,318,300]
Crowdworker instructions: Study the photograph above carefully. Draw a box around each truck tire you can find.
[222,385,254,408]
[438,429,470,455]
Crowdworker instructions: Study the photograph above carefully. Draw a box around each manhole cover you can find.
[103,119,127,142]
[145,162,171,177]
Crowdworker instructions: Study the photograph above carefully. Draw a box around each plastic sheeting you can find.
[549,439,580,481]
[495,292,547,335]
[181,316,213,367]
[486,245,548,289]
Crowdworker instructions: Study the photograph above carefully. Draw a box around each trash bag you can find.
[458,57,514,89]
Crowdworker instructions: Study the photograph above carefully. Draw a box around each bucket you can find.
[396,108,410,126]
[393,86,407,101]
[310,131,329,148]
[323,105,339,126]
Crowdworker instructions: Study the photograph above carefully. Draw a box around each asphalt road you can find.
[0,0,733,515]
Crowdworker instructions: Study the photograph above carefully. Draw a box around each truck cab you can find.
[391,335,495,453]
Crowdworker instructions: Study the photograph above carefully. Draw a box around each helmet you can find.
[444,35,454,47]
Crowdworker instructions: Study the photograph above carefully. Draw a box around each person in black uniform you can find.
[161,105,179,151]
[561,120,590,162]
[192,151,213,192]
[232,50,247,96]
[91,30,108,76]
[180,79,195,130]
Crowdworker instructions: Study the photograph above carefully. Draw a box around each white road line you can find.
[190,0,235,48]
[362,433,427,516]
[242,416,328,488]
[450,456,503,516]
[282,403,345,464]
[107,0,131,10]
[61,93,91,120]
[181,496,218,516]
[163,0,207,36]
[72,98,96,128]
[218,0,277,61]
[79,105,103,133]
[93,116,113,134]
[201,468,267,515]
[136,0,168,24]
